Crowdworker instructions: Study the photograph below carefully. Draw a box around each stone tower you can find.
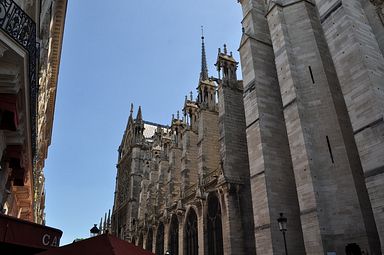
[112,105,147,240]
[196,34,220,181]
[237,0,382,253]
[215,45,256,255]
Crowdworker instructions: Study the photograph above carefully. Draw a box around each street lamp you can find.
[165,251,170,255]
[277,213,288,255]
[90,224,100,237]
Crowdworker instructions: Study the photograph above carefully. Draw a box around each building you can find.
[112,1,384,254]
[0,0,66,252]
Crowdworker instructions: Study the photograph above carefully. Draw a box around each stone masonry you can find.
[110,1,384,254]
[112,37,255,255]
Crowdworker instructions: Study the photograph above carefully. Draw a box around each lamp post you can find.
[277,213,288,255]
[90,224,100,237]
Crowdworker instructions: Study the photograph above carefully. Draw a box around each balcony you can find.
[0,0,38,221]
[0,0,38,157]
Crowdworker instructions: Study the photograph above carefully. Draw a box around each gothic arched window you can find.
[138,232,144,248]
[207,194,223,255]
[169,215,179,255]
[184,209,198,255]
[146,228,153,252]
[156,222,164,255]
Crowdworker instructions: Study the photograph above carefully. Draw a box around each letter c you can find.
[42,234,50,246]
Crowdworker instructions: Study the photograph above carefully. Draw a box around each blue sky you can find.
[44,0,243,245]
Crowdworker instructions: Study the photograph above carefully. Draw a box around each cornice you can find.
[37,0,67,165]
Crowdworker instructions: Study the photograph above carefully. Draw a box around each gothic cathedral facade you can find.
[111,1,384,254]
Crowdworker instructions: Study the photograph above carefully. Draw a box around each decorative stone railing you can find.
[202,167,220,186]
[183,183,197,199]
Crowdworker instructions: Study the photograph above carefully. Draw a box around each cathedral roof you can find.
[143,121,168,140]
[143,123,157,139]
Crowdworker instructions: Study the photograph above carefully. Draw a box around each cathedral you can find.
[111,1,384,255]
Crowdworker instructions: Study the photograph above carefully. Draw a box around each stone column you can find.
[316,0,384,250]
[266,0,381,253]
[238,0,306,254]
[164,219,170,254]
[168,147,182,205]
[219,184,246,255]
[181,130,198,194]
[216,48,257,254]
[197,110,220,178]
[178,213,185,255]
[196,204,205,255]
[128,147,144,236]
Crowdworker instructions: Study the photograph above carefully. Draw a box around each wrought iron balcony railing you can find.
[0,0,38,158]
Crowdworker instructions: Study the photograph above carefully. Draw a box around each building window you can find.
[185,208,198,255]
[207,194,223,255]
[156,222,164,255]
[169,215,179,255]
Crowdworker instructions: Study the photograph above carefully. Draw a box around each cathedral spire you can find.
[99,217,102,234]
[107,209,111,232]
[103,212,107,232]
[128,103,134,124]
[200,26,209,81]
[136,106,142,122]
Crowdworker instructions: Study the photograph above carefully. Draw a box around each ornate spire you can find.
[103,213,107,232]
[136,106,142,122]
[107,209,111,232]
[128,103,134,125]
[200,26,209,81]
[99,217,102,234]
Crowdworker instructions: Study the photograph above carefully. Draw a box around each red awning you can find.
[0,214,62,254]
[36,234,155,255]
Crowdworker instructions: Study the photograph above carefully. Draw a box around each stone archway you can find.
[184,208,198,255]
[138,232,144,248]
[207,193,224,255]
[146,227,153,252]
[168,215,179,255]
[156,222,164,255]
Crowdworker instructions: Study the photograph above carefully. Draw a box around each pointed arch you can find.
[146,227,153,252]
[169,215,179,255]
[207,193,223,255]
[138,232,144,248]
[155,222,164,255]
[184,208,198,255]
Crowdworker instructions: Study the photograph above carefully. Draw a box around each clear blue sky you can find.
[44,0,243,245]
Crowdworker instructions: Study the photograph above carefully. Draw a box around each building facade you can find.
[112,1,384,254]
[0,0,67,224]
